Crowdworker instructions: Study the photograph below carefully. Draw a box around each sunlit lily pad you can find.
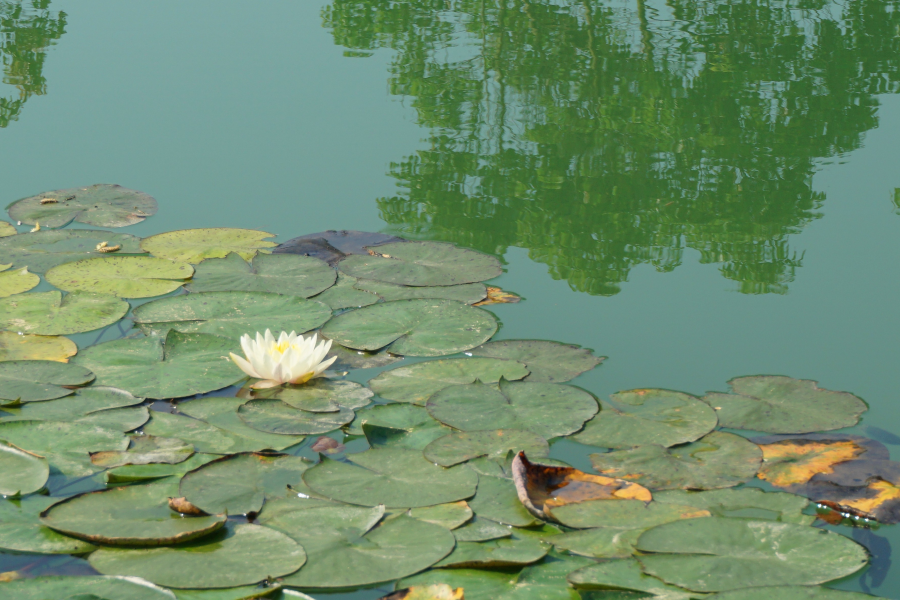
[0,441,48,495]
[653,488,813,524]
[303,448,478,507]
[90,435,194,469]
[369,358,529,405]
[409,501,473,529]
[425,429,550,467]
[435,535,547,568]
[46,257,194,298]
[141,229,277,264]
[0,331,77,362]
[143,411,301,454]
[0,576,176,600]
[0,419,127,476]
[0,291,129,335]
[547,499,709,530]
[427,380,598,439]
[2,386,143,421]
[470,340,605,383]
[310,272,379,310]
[180,453,310,515]
[590,432,763,490]
[702,376,868,434]
[354,278,488,304]
[8,184,158,228]
[705,587,887,599]
[339,241,501,286]
[0,264,39,297]
[567,558,695,598]
[0,360,94,404]
[321,337,403,370]
[184,252,336,297]
[237,399,354,435]
[452,516,511,542]
[322,299,498,356]
[0,229,144,273]
[248,379,373,412]
[89,523,306,588]
[574,389,717,449]
[133,291,331,340]
[177,397,305,450]
[0,496,96,554]
[350,403,451,450]
[72,330,244,399]
[548,527,644,559]
[0,221,15,237]
[106,453,219,484]
[40,481,226,546]
[74,405,149,432]
[382,585,464,600]
[467,473,540,527]
[635,517,869,592]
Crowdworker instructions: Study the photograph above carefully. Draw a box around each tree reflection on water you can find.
[324,0,900,295]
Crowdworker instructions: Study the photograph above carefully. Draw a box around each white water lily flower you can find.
[229,329,337,389]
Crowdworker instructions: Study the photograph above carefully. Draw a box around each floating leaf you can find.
[72,405,149,432]
[323,299,498,356]
[72,330,244,399]
[369,358,529,405]
[0,229,144,273]
[427,380,598,439]
[567,558,695,598]
[89,523,305,589]
[46,257,193,298]
[171,584,283,600]
[381,585,464,600]
[467,473,541,527]
[106,453,219,484]
[409,501,473,530]
[0,441,48,495]
[141,229,277,264]
[653,488,813,525]
[635,517,868,592]
[8,184,158,228]
[0,291,129,335]
[0,332,76,362]
[354,404,452,451]
[354,278,487,304]
[425,429,549,467]
[303,448,478,508]
[2,386,143,422]
[469,339,604,383]
[310,272,379,310]
[452,516,511,542]
[275,230,405,266]
[547,499,709,530]
[0,221,15,237]
[704,588,883,600]
[177,397,306,451]
[702,376,868,434]
[40,481,226,546]
[133,291,331,340]
[0,496,96,554]
[184,252,336,297]
[142,411,301,454]
[0,264,39,297]
[0,360,93,404]
[0,576,176,600]
[0,419,127,476]
[473,286,520,306]
[180,453,310,515]
[435,535,547,568]
[339,241,501,287]
[248,379,373,412]
[548,527,644,559]
[574,389,717,449]
[90,436,194,469]
[237,399,354,435]
[754,434,879,488]
[590,432,763,490]
[323,337,402,369]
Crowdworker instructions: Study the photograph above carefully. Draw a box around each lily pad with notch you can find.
[0,419,128,476]
[0,290,130,335]
[76,405,149,432]
[0,576,176,600]
[452,516,511,542]
[177,397,306,451]
[547,499,710,530]
[653,488,813,525]
[0,221,14,237]
[184,252,336,297]
[434,534,547,568]
[354,278,488,304]
[140,228,277,264]
[424,429,550,467]
[470,340,605,383]
[310,272,379,310]
[349,403,452,451]
[8,184,158,228]
[142,411,301,455]
[410,501,473,530]
[0,440,49,495]
[0,360,94,404]
[247,379,373,412]
[46,256,193,298]
[0,263,39,297]
[0,331,77,362]
[567,558,696,599]
[467,472,541,528]
[0,496,96,554]
[548,527,645,559]
[705,587,888,599]
[274,230,405,266]
[105,453,219,485]
[0,229,144,273]
[1,386,143,422]
[237,399,354,435]
[90,435,194,469]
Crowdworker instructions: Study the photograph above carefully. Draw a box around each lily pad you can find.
[0,229,144,273]
[567,558,695,598]
[452,516,511,542]
[141,229,277,264]
[590,432,763,490]
[705,587,886,599]
[0,360,94,403]
[89,523,306,589]
[0,264,39,297]
[547,500,710,530]
[435,535,547,568]
[369,358,529,405]
[339,241,501,287]
[470,340,605,383]
[2,386,143,422]
[382,585,463,600]
[133,291,331,340]
[303,448,478,507]
[106,453,219,484]
[350,403,451,450]
[172,585,282,600]
[46,257,193,298]
[467,472,541,527]
[0,496,96,554]
[354,279,488,304]
[323,338,403,370]
[275,230,405,265]
[142,411,300,454]
[0,440,49,495]
[410,501,473,529]
[248,379,373,412]
[427,380,598,440]
[177,397,306,450]
[237,399,354,435]
[0,221,15,236]
[0,419,127,476]
[310,272,379,310]
[425,429,550,467]
[0,331,77,362]
[654,488,813,525]
[635,517,869,592]
[184,252,336,297]
[40,481,226,546]
[180,453,310,515]
[548,527,644,559]
[72,330,244,399]
[322,299,498,357]
[574,389,717,449]
[702,376,868,434]
[74,406,149,432]
[90,436,194,469]
[8,184,158,228]
[0,576,177,600]
[0,291,130,335]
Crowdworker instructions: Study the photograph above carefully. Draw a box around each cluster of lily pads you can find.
[0,185,895,600]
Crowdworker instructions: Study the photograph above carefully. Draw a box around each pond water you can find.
[2,0,900,598]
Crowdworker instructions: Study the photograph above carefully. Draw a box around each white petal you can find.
[229,353,260,378]
[312,355,338,377]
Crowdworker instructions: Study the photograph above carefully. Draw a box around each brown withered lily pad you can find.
[511,452,651,520]
[380,584,464,600]
[473,286,521,306]
[754,434,888,488]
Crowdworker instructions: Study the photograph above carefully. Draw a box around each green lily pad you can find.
[303,448,478,508]
[76,406,149,432]
[0,331,78,362]
[349,403,451,450]
[590,432,763,490]
[310,272,379,310]
[90,435,194,468]
[0,440,49,495]
[339,241,501,287]
[172,585,282,600]
[2,386,143,421]
[141,229,277,264]
[0,576,176,600]
[635,517,869,592]
[0,360,94,404]
[0,291,130,335]
[8,184,157,228]
[354,278,488,304]
[323,338,403,370]
[46,257,194,298]
[470,340,605,383]
[702,376,868,434]
[40,481,226,546]
[0,221,15,236]
[452,516,512,542]
[409,501,473,529]
[237,399,354,435]
[424,429,550,467]
[364,421,452,451]
[133,291,331,340]
[574,389,718,449]
[143,411,301,454]
[705,588,884,599]
[548,527,644,559]
[653,488,814,525]
[322,299,498,357]
[0,229,144,273]
[184,252,336,297]
[0,419,127,476]
[248,379,373,412]
[261,502,454,589]
[0,496,96,554]
[435,535,547,568]
[427,380,598,440]
[368,358,529,405]
[467,473,541,527]
[72,330,244,399]
[89,523,306,589]
[0,263,39,297]
[177,397,306,450]
[106,453,219,484]
[547,499,710,530]
[567,558,695,599]
[180,453,311,515]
